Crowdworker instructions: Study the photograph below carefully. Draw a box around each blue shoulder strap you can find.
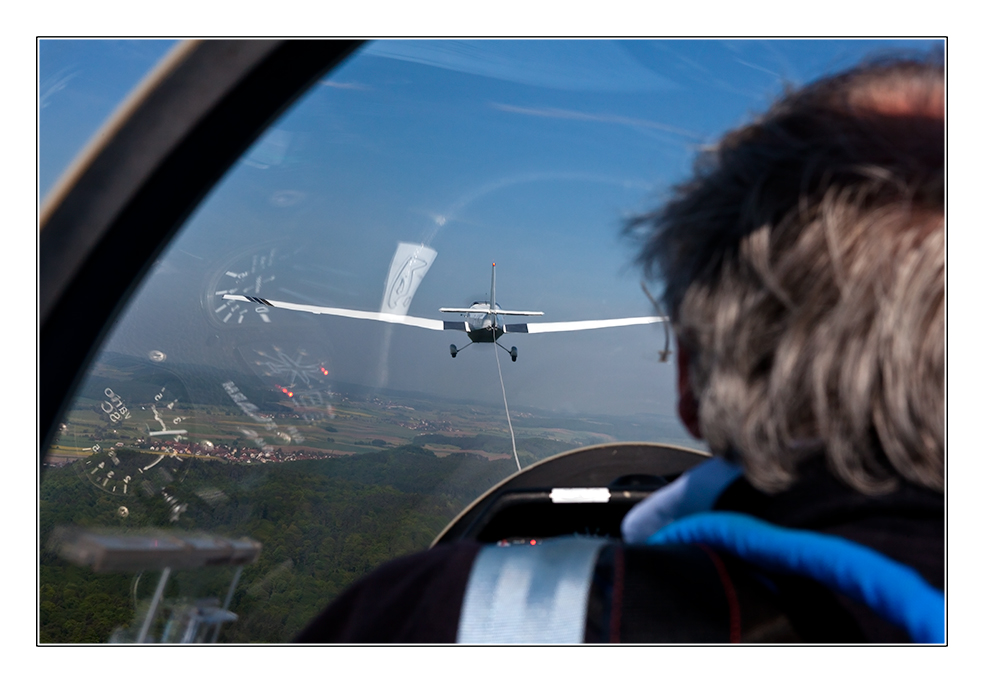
[648,512,944,643]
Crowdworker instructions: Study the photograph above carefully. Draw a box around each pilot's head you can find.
[631,55,944,495]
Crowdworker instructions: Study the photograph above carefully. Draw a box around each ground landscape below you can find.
[41,354,703,643]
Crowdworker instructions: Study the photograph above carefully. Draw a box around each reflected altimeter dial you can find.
[208,245,298,327]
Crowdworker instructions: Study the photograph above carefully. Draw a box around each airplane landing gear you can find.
[449,341,473,358]
[495,340,519,362]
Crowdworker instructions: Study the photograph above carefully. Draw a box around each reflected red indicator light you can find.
[530,539,536,545]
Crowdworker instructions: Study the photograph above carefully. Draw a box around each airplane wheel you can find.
[450,344,458,358]
[510,346,517,362]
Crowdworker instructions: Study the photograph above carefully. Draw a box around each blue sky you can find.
[39,39,177,199]
[40,39,944,436]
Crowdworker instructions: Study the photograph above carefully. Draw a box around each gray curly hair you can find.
[630,55,944,495]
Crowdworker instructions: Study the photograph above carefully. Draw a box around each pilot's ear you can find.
[676,338,702,440]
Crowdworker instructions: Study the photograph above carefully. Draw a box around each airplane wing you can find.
[222,294,448,331]
[504,316,667,334]
[225,294,665,334]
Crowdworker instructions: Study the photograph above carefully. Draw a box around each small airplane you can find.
[223,263,667,362]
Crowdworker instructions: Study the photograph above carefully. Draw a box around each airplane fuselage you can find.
[463,303,505,343]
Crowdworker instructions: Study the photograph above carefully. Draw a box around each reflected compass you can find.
[236,344,335,428]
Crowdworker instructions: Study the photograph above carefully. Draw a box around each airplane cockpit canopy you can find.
[39,38,942,644]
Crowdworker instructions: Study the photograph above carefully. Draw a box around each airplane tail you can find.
[438,263,543,316]
[490,263,496,317]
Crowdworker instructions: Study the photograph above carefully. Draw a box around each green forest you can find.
[412,433,577,464]
[40,444,519,643]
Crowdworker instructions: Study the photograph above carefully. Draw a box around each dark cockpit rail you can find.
[432,442,708,546]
